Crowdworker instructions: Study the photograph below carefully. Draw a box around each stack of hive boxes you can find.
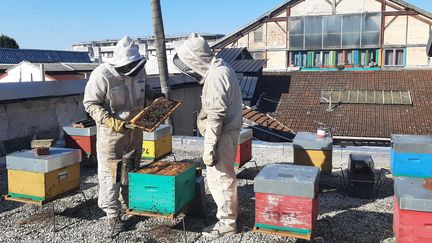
[129,161,196,215]
[293,132,333,174]
[142,125,172,161]
[254,163,319,240]
[7,148,82,202]
[63,126,97,157]
[391,135,432,242]
[235,128,253,168]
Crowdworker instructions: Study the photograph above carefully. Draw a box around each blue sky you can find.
[1,0,430,50]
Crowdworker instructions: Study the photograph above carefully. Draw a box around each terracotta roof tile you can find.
[272,70,432,138]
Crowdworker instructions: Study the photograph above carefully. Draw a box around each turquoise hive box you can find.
[129,161,196,215]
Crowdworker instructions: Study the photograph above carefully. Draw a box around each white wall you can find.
[0,62,55,83]
[0,95,87,155]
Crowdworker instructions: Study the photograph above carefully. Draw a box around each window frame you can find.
[384,48,405,66]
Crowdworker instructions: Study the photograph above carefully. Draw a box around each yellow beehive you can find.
[142,125,173,160]
[293,132,333,174]
[293,149,333,174]
[8,163,80,201]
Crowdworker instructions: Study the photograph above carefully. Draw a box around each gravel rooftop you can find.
[0,137,396,243]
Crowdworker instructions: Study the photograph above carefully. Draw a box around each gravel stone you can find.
[0,139,396,242]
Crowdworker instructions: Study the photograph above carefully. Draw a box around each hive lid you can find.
[391,134,432,154]
[6,147,82,173]
[63,126,96,136]
[143,124,172,140]
[394,177,432,212]
[238,129,253,144]
[254,163,319,198]
[293,132,333,150]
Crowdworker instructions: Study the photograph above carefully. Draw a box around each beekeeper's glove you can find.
[104,117,126,132]
[203,146,216,167]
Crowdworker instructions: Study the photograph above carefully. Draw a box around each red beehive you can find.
[254,164,320,239]
[394,177,432,243]
[255,193,318,235]
[64,126,97,157]
[235,129,253,168]
[394,199,432,243]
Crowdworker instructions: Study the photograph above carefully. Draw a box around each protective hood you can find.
[108,36,145,68]
[174,33,214,81]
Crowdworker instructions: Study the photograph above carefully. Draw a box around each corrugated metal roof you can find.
[0,48,91,64]
[216,48,246,63]
[239,76,258,100]
[145,54,181,75]
[0,79,87,103]
[34,63,73,72]
[0,64,14,70]
[64,63,100,71]
[230,59,266,73]
[392,0,432,19]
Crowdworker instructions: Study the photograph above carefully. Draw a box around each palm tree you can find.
[150,0,170,99]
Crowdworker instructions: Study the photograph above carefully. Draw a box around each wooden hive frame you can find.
[130,97,182,132]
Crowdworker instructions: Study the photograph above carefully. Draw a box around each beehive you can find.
[142,125,172,160]
[391,134,432,178]
[129,161,196,215]
[235,129,253,168]
[6,148,81,202]
[293,132,333,174]
[254,163,319,239]
[394,177,432,243]
[63,126,97,156]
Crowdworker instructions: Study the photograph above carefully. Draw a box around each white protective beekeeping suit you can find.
[175,33,243,231]
[83,36,151,220]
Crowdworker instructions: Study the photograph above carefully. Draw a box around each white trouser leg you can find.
[206,130,240,228]
[97,153,121,219]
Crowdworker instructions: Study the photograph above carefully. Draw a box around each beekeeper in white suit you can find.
[174,33,243,238]
[83,36,161,235]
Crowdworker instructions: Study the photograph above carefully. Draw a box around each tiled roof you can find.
[0,48,91,64]
[243,107,293,133]
[272,70,432,138]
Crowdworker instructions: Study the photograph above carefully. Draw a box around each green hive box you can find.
[129,161,196,215]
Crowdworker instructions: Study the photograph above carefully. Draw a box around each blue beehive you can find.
[391,134,432,178]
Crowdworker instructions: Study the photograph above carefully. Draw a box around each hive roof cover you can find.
[392,134,432,154]
[254,163,319,198]
[395,177,432,212]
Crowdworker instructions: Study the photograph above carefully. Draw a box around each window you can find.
[385,49,405,66]
[313,51,321,66]
[395,50,404,66]
[254,27,263,43]
[323,51,331,66]
[336,51,344,65]
[289,13,381,50]
[289,17,304,49]
[292,52,302,66]
[320,90,412,105]
[346,51,353,65]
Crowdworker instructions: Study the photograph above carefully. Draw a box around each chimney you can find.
[40,64,45,81]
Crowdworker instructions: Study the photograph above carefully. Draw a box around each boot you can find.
[108,216,126,237]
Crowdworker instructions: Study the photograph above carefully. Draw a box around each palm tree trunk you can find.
[151,0,171,124]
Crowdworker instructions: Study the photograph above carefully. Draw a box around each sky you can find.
[1,0,431,50]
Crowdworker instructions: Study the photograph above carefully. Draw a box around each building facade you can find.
[72,34,224,63]
[212,0,432,71]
